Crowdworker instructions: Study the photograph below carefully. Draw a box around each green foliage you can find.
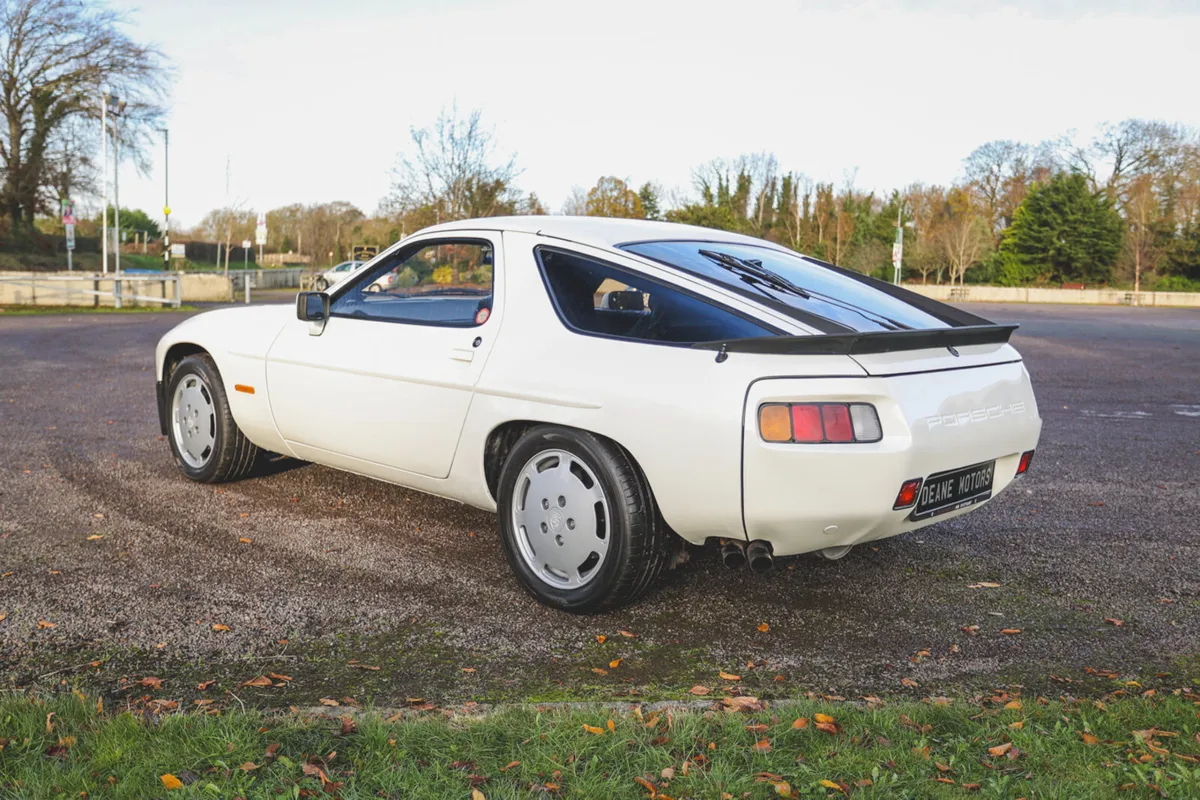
[1,693,1197,798]
[101,206,162,240]
[638,182,661,220]
[993,173,1124,286]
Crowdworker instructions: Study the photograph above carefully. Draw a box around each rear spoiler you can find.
[692,324,1018,356]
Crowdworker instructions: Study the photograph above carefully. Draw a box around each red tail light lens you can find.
[790,405,824,443]
[894,478,922,509]
[821,405,853,442]
[1016,450,1035,475]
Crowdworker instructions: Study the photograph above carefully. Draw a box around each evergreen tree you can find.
[992,173,1123,285]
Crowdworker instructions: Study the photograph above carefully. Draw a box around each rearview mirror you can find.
[297,291,330,336]
[297,291,328,321]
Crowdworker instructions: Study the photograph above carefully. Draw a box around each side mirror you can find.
[297,291,328,321]
[296,291,330,336]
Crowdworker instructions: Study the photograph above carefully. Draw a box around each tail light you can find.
[893,478,922,509]
[1016,450,1035,475]
[759,403,883,444]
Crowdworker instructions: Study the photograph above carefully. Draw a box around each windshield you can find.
[620,241,951,333]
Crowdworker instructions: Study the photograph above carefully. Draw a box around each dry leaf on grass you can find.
[1081,732,1100,745]
[792,717,809,729]
[689,685,711,696]
[160,774,183,790]
[718,671,741,681]
[987,742,1013,756]
[582,724,605,735]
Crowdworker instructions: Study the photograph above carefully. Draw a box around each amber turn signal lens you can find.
[759,404,792,442]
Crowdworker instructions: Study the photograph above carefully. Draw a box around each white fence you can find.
[0,273,182,308]
[905,284,1200,308]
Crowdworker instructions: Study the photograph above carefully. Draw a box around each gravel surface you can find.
[1,303,1197,706]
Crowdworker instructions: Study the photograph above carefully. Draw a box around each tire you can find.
[496,425,674,613]
[165,353,263,483]
[315,278,328,291]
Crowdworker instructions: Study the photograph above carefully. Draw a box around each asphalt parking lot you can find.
[1,303,1197,707]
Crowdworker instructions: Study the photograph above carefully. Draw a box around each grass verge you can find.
[1,692,1197,798]
[0,304,198,315]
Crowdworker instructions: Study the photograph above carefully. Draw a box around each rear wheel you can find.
[166,354,262,483]
[315,277,328,291]
[497,426,673,613]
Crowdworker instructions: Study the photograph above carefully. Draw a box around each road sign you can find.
[61,199,75,226]
[170,243,186,258]
[352,244,378,261]
[65,223,75,251]
[241,239,252,249]
[255,212,267,246]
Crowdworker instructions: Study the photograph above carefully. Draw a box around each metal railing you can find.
[0,273,182,309]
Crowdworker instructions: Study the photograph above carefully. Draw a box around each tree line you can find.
[176,110,1197,290]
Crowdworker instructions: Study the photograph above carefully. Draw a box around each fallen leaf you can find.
[339,716,357,736]
[160,774,183,790]
[582,724,605,735]
[609,659,622,669]
[498,760,520,772]
[471,789,485,800]
[596,634,606,644]
[318,697,339,707]
[1004,700,1022,710]
[718,671,741,681]
[792,717,809,729]
[461,667,476,674]
[722,696,764,712]
[1009,721,1024,729]
[815,721,841,735]
[689,685,711,696]
[1104,618,1124,627]
[814,713,835,724]
[988,742,1013,756]
[901,677,919,688]
[633,777,656,793]
[138,676,163,689]
[239,675,272,688]
[37,620,56,629]
[87,534,104,541]
[619,630,637,638]
[1001,628,1022,635]
[267,672,293,682]
[661,766,676,780]
[967,582,1002,589]
[591,668,608,676]
[819,779,846,793]
[961,625,980,635]
[757,622,770,632]
[607,719,615,732]
[211,624,230,632]
[196,680,215,691]
[349,663,381,671]
[1081,732,1100,745]
[752,738,772,752]
[935,761,952,772]
[238,537,253,544]
[240,761,259,772]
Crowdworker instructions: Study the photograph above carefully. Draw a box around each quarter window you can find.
[536,247,776,344]
[331,240,493,326]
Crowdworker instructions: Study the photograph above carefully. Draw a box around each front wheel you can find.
[496,426,674,613]
[166,354,262,483]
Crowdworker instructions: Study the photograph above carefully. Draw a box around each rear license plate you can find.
[911,460,996,520]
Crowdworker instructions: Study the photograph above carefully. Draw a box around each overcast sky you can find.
[108,0,1200,229]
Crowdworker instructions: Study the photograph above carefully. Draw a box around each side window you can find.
[536,247,776,344]
[331,240,493,327]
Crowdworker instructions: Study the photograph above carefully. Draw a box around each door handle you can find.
[449,348,474,363]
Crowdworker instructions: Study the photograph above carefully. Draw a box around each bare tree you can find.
[386,105,519,222]
[0,0,168,233]
[939,187,991,286]
[560,185,588,216]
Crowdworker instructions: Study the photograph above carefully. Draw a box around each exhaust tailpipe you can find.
[747,540,774,573]
[721,540,747,569]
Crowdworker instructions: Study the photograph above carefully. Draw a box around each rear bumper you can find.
[741,362,1041,556]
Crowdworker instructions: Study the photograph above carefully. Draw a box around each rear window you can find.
[536,247,776,345]
[620,241,950,333]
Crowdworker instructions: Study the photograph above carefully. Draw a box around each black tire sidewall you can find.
[165,355,233,483]
[497,426,640,613]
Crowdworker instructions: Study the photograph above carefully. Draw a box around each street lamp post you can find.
[158,128,170,268]
[100,93,125,301]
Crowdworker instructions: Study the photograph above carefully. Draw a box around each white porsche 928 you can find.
[156,217,1041,612]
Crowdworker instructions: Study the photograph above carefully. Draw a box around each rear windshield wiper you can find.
[698,249,811,299]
